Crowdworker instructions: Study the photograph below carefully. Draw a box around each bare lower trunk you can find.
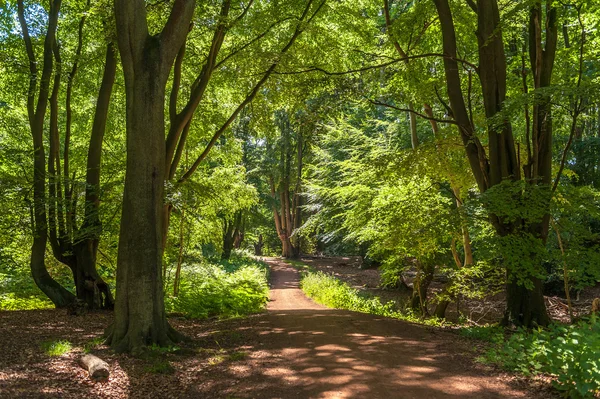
[434,299,451,319]
[74,240,114,309]
[503,277,549,327]
[281,238,295,258]
[107,65,177,352]
[254,235,264,256]
[107,0,196,350]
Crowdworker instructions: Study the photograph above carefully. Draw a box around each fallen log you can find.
[79,354,109,381]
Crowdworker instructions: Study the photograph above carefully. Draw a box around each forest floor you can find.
[0,257,558,399]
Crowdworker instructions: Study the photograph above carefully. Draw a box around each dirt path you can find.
[0,259,551,399]
[193,258,535,399]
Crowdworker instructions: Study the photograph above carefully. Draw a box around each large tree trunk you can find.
[222,219,236,260]
[108,0,195,353]
[18,0,75,308]
[222,211,243,260]
[504,277,548,327]
[109,48,173,352]
[434,0,551,327]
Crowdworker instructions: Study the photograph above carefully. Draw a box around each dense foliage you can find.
[166,253,269,319]
[463,317,600,398]
[0,1,599,392]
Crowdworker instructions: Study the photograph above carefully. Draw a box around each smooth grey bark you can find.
[107,0,196,353]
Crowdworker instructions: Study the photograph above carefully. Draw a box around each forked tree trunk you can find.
[18,0,75,308]
[433,0,552,327]
[107,0,195,353]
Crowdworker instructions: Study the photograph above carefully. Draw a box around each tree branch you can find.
[214,17,293,70]
[159,0,196,67]
[270,52,479,76]
[367,98,458,125]
[178,0,325,183]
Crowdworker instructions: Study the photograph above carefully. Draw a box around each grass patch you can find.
[300,270,446,327]
[166,254,269,319]
[41,340,72,356]
[283,259,310,270]
[462,317,600,398]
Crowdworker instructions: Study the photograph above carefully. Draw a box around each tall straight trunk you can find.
[110,46,172,352]
[270,178,295,258]
[108,0,195,353]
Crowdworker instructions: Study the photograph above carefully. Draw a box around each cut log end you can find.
[79,354,110,381]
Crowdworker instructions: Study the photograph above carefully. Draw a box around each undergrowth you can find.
[165,254,269,319]
[461,318,600,398]
[0,292,53,310]
[300,270,446,327]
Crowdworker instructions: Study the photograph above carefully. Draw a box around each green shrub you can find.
[467,317,600,398]
[166,256,269,319]
[300,271,446,327]
[0,293,53,310]
[41,340,72,356]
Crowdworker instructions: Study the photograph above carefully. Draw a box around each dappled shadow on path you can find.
[184,309,529,399]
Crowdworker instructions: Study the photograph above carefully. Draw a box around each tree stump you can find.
[79,354,110,381]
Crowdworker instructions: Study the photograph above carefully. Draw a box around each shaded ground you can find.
[0,258,557,398]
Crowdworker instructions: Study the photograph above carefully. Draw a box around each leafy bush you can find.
[300,271,445,326]
[467,317,600,398]
[166,256,269,319]
[0,292,53,310]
